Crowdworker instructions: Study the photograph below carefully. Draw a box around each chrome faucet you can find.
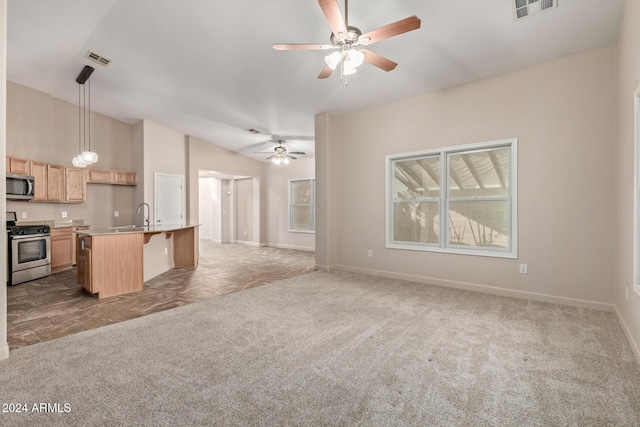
[136,202,150,227]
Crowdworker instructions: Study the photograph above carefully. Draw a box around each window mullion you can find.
[441,152,448,249]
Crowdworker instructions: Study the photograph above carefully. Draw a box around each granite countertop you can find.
[75,223,198,236]
[16,219,88,228]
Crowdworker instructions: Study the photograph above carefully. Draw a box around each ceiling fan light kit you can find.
[274,0,421,85]
[256,140,306,164]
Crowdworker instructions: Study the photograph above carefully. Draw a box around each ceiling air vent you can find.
[513,0,557,21]
[85,51,112,67]
[246,128,261,134]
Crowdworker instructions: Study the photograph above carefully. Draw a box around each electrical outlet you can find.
[114,211,119,217]
[164,248,168,255]
[368,250,373,258]
[243,230,247,236]
[21,212,27,219]
[61,211,67,218]
[519,264,528,275]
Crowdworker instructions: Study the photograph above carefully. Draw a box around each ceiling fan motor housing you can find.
[330,26,362,47]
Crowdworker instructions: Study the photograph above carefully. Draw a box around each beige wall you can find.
[135,120,188,225]
[187,135,266,243]
[615,0,640,361]
[6,82,137,228]
[265,156,315,251]
[236,178,254,243]
[316,44,616,309]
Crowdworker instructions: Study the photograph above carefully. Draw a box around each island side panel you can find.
[173,226,198,267]
[91,233,144,298]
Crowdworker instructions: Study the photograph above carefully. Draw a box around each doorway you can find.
[199,171,260,245]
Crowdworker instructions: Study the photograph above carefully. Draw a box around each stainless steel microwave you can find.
[6,173,34,200]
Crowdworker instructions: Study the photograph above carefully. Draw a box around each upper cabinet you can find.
[87,169,113,184]
[7,156,30,175]
[88,168,138,186]
[6,156,137,204]
[113,171,138,186]
[29,161,48,201]
[46,163,65,202]
[65,167,87,203]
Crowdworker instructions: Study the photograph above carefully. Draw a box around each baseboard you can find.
[614,307,640,365]
[333,264,615,312]
[0,341,8,360]
[267,243,315,252]
[315,264,337,272]
[198,238,222,244]
[235,240,263,247]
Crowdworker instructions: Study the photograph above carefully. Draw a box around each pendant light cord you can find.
[78,84,81,154]
[88,78,91,152]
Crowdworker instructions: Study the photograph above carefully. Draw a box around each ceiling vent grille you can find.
[513,0,557,21]
[246,128,261,134]
[85,51,112,67]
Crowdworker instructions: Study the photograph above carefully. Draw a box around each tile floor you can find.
[7,242,316,350]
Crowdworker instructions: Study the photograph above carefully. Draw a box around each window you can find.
[289,178,315,232]
[386,138,517,258]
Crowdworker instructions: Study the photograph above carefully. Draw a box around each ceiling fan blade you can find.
[318,65,334,79]
[255,151,275,153]
[287,155,298,160]
[273,44,333,51]
[288,152,306,155]
[360,16,421,45]
[361,49,398,72]
[266,155,275,160]
[318,0,347,39]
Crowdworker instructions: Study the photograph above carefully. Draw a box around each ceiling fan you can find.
[273,0,421,83]
[255,140,306,164]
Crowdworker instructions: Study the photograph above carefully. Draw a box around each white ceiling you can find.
[7,0,625,162]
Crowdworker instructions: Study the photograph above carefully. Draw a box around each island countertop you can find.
[75,223,199,236]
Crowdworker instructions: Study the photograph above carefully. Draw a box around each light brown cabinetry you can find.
[29,161,48,201]
[113,171,138,185]
[87,168,138,186]
[7,156,30,175]
[76,233,144,298]
[46,164,65,202]
[65,168,87,203]
[87,169,114,184]
[71,226,90,265]
[51,227,73,272]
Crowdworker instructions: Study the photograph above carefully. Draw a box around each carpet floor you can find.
[1,271,639,426]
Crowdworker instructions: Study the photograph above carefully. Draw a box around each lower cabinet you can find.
[51,227,73,272]
[76,233,144,298]
[71,226,90,265]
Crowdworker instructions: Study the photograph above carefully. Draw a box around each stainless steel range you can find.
[7,211,51,286]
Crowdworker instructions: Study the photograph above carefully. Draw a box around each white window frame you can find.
[633,87,640,297]
[386,138,518,259]
[288,178,315,233]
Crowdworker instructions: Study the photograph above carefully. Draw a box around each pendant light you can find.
[72,65,99,167]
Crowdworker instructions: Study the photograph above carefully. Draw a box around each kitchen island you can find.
[75,224,199,298]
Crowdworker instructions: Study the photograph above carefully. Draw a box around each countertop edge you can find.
[75,224,199,236]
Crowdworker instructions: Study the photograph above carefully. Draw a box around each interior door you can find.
[155,173,184,225]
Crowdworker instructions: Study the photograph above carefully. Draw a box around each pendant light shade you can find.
[324,51,342,70]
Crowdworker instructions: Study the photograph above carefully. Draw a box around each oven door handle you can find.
[10,234,49,240]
